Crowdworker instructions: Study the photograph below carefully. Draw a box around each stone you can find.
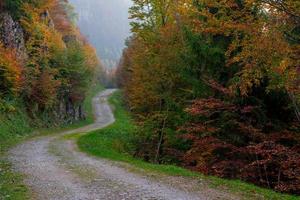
[0,12,27,60]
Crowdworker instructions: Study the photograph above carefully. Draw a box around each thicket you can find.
[117,0,300,195]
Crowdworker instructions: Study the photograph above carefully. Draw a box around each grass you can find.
[0,110,33,154]
[78,91,300,200]
[35,84,104,136]
[78,91,136,162]
[82,84,105,125]
[0,84,104,200]
[0,109,33,200]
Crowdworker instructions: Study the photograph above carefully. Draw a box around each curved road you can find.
[9,90,238,200]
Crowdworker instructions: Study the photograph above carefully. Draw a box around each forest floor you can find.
[6,90,299,200]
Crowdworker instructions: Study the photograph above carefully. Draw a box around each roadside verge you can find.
[78,91,299,200]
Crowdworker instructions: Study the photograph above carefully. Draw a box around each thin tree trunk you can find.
[154,98,169,164]
[264,164,271,189]
[154,114,168,164]
[255,152,263,183]
[277,167,281,187]
[288,91,300,122]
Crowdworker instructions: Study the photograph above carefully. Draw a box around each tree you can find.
[117,0,300,193]
[0,43,22,99]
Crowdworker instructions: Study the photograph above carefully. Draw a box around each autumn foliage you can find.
[0,44,22,99]
[183,95,300,194]
[117,0,300,195]
[0,0,101,120]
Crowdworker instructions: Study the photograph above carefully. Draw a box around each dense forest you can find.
[0,0,104,160]
[0,0,101,128]
[1,0,300,198]
[117,0,300,195]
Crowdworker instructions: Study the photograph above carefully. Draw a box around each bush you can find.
[0,107,32,153]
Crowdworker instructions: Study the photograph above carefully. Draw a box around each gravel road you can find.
[8,89,240,200]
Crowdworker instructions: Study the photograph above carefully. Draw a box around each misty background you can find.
[69,0,132,69]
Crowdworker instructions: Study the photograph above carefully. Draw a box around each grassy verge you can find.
[78,91,299,200]
[0,110,33,200]
[0,84,104,200]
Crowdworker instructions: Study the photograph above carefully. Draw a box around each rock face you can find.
[0,12,26,59]
[40,10,55,28]
[0,11,85,124]
[62,35,78,43]
[58,100,86,123]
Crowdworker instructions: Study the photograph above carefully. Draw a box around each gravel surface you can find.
[8,89,239,200]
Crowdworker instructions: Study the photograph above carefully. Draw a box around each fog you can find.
[69,0,132,69]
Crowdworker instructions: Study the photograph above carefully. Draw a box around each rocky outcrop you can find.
[40,10,55,28]
[0,12,26,59]
[58,100,86,123]
[0,11,86,125]
[63,35,78,44]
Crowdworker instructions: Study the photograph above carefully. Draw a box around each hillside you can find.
[69,0,131,68]
[0,0,104,153]
[1,0,300,199]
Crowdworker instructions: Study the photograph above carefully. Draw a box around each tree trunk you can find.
[288,91,300,122]
[154,115,167,164]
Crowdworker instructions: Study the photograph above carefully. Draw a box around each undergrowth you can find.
[78,91,300,200]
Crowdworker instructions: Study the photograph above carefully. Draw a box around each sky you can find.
[69,0,132,69]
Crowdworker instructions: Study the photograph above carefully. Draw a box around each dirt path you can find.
[8,90,239,200]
